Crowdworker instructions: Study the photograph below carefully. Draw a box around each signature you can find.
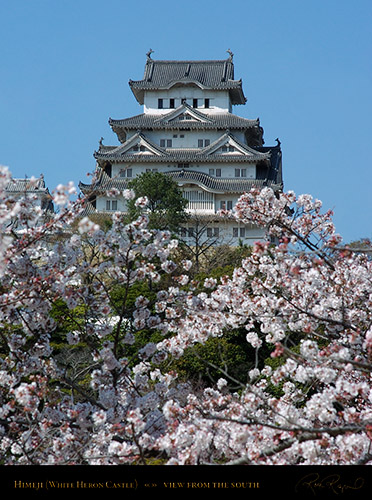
[295,473,364,495]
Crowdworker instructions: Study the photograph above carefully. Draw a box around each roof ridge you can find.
[146,58,233,64]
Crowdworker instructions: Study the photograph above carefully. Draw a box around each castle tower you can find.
[79,52,283,245]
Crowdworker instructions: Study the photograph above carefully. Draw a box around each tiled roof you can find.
[129,57,246,105]
[5,176,54,212]
[109,106,260,135]
[5,176,49,193]
[166,170,282,193]
[94,132,270,164]
[79,171,128,195]
[79,169,282,196]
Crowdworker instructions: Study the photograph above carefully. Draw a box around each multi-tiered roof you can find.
[128,54,247,105]
[80,53,283,219]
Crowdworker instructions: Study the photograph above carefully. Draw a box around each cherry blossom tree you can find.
[158,188,372,465]
[0,165,371,466]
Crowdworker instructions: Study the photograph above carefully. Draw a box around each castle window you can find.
[160,139,172,147]
[207,227,219,238]
[181,98,186,105]
[209,168,221,177]
[204,98,210,108]
[235,168,247,177]
[178,163,189,168]
[193,98,198,108]
[158,98,163,109]
[170,98,175,108]
[198,139,210,147]
[120,168,132,177]
[233,227,248,238]
[220,200,232,210]
[106,200,118,211]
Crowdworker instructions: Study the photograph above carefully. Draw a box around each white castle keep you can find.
[79,51,283,245]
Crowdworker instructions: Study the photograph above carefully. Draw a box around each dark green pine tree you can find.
[127,171,189,233]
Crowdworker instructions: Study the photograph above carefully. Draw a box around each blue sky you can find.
[1,0,371,243]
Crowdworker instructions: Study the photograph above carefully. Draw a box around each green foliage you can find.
[49,299,87,345]
[170,327,273,389]
[170,336,247,386]
[110,281,157,316]
[127,171,189,232]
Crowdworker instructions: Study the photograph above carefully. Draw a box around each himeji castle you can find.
[79,51,283,245]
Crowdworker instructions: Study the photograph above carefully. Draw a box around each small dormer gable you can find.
[156,103,214,125]
[94,132,167,162]
[201,133,271,161]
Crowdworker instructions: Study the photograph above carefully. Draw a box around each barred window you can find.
[106,200,118,211]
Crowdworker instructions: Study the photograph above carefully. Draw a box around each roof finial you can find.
[146,48,154,60]
[227,49,234,60]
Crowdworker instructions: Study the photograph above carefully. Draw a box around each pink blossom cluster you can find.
[0,165,371,465]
